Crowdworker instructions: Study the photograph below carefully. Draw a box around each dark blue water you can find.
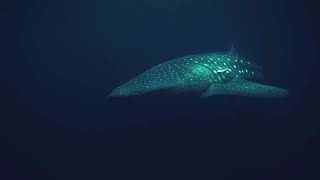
[3,0,320,179]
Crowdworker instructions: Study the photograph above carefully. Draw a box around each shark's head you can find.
[107,84,141,99]
[107,77,158,99]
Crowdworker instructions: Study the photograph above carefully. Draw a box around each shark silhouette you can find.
[108,46,288,99]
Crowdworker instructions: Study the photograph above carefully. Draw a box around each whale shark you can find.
[108,46,288,99]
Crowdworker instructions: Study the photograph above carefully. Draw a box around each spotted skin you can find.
[108,51,288,98]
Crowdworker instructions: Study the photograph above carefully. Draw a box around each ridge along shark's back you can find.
[108,47,288,99]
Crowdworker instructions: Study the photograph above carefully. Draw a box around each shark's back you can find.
[186,53,263,82]
[117,52,262,93]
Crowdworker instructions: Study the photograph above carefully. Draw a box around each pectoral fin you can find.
[201,78,288,98]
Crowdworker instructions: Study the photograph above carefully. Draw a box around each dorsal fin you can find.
[228,43,239,56]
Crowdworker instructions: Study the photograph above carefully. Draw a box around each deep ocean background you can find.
[3,0,320,179]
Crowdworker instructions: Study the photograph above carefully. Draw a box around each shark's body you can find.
[108,48,288,99]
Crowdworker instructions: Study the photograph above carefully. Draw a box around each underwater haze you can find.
[3,0,320,179]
